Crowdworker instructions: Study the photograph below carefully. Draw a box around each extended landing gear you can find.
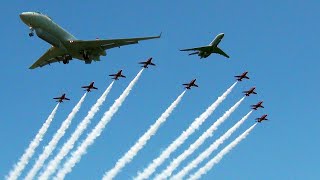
[83,51,90,60]
[28,27,34,37]
[62,55,72,64]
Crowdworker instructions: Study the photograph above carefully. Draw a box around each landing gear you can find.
[29,27,34,37]
[82,51,90,60]
[63,60,69,64]
[85,60,92,64]
[62,55,72,64]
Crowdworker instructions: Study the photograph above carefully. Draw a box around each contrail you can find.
[173,111,253,179]
[135,82,238,180]
[6,104,59,180]
[188,123,257,180]
[39,81,115,180]
[155,97,245,180]
[55,69,144,180]
[103,90,187,180]
[25,93,87,180]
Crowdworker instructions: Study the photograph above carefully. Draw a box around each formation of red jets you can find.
[53,59,268,123]
[182,71,268,123]
[53,57,155,103]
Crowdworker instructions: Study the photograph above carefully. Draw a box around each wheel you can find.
[63,60,69,64]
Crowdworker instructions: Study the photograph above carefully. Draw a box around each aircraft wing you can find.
[213,47,230,58]
[70,34,161,50]
[29,47,68,69]
[180,46,211,51]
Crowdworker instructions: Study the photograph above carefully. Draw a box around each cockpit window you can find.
[35,11,52,20]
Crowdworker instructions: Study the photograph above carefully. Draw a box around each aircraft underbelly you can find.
[35,28,65,49]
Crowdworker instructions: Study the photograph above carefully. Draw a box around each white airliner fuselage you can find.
[180,33,229,59]
[19,12,160,69]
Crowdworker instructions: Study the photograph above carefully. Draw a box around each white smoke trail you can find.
[39,82,115,180]
[155,97,245,180]
[173,111,253,179]
[103,90,187,180]
[55,69,144,180]
[135,82,238,180]
[188,123,257,180]
[6,104,59,180]
[25,93,87,180]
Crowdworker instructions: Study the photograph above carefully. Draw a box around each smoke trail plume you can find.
[188,123,257,180]
[6,104,59,180]
[103,90,186,180]
[135,82,238,180]
[25,93,87,180]
[39,82,114,180]
[155,97,245,180]
[55,69,144,180]
[173,111,253,179]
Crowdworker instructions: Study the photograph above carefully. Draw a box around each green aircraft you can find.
[20,12,161,69]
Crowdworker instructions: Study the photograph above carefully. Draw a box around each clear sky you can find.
[1,0,320,179]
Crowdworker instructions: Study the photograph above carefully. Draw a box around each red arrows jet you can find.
[109,70,126,80]
[243,87,257,96]
[53,93,70,103]
[183,79,198,89]
[251,101,264,110]
[256,114,268,123]
[235,71,249,81]
[139,57,156,68]
[81,82,98,92]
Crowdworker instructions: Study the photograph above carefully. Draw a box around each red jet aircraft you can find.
[81,82,98,92]
[235,71,249,81]
[183,79,198,89]
[251,101,264,110]
[139,57,156,68]
[53,93,70,103]
[256,114,268,123]
[243,87,257,96]
[109,70,126,80]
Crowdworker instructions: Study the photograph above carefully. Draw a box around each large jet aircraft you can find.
[235,71,249,81]
[180,33,229,59]
[53,94,70,103]
[109,70,126,80]
[256,114,268,123]
[183,79,198,89]
[251,101,264,110]
[81,82,98,92]
[19,12,161,69]
[139,57,156,68]
[243,87,257,96]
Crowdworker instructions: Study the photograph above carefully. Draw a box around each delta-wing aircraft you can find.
[109,70,126,80]
[81,82,98,92]
[180,33,229,59]
[183,79,198,89]
[19,12,161,69]
[53,94,70,103]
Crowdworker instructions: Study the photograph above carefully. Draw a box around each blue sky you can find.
[1,0,320,179]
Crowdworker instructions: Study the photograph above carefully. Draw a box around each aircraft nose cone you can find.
[19,12,32,24]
